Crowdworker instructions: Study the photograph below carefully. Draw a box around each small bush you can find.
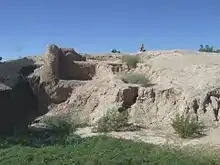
[171,113,205,138]
[122,73,151,87]
[121,55,140,68]
[92,108,130,133]
[111,49,120,53]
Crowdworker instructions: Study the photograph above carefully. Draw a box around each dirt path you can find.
[75,126,220,152]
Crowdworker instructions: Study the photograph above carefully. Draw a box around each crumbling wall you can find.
[42,44,60,84]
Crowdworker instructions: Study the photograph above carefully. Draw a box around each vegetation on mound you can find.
[122,73,151,87]
[171,113,205,138]
[0,135,219,165]
[199,44,220,53]
[121,55,140,68]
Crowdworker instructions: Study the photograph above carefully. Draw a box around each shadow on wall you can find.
[0,76,51,136]
[59,48,96,80]
[59,61,96,80]
[28,76,51,118]
[0,58,49,136]
[0,75,38,135]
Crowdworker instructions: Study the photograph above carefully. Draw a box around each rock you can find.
[209,96,220,121]
[0,57,39,87]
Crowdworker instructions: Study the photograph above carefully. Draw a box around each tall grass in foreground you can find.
[0,115,217,165]
[0,135,219,165]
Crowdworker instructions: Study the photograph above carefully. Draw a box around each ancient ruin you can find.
[1,45,220,147]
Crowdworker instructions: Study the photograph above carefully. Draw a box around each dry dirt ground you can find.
[2,49,220,151]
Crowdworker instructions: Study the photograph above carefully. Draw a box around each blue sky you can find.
[0,0,220,60]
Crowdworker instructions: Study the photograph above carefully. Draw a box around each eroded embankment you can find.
[132,52,220,128]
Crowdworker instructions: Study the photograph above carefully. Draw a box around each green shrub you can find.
[26,117,77,147]
[0,117,84,148]
[92,108,131,133]
[199,44,220,53]
[171,113,205,138]
[1,135,220,165]
[43,116,75,136]
[122,73,151,87]
[121,55,140,68]
[111,49,120,53]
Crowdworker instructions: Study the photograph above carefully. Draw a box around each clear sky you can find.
[0,0,220,60]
